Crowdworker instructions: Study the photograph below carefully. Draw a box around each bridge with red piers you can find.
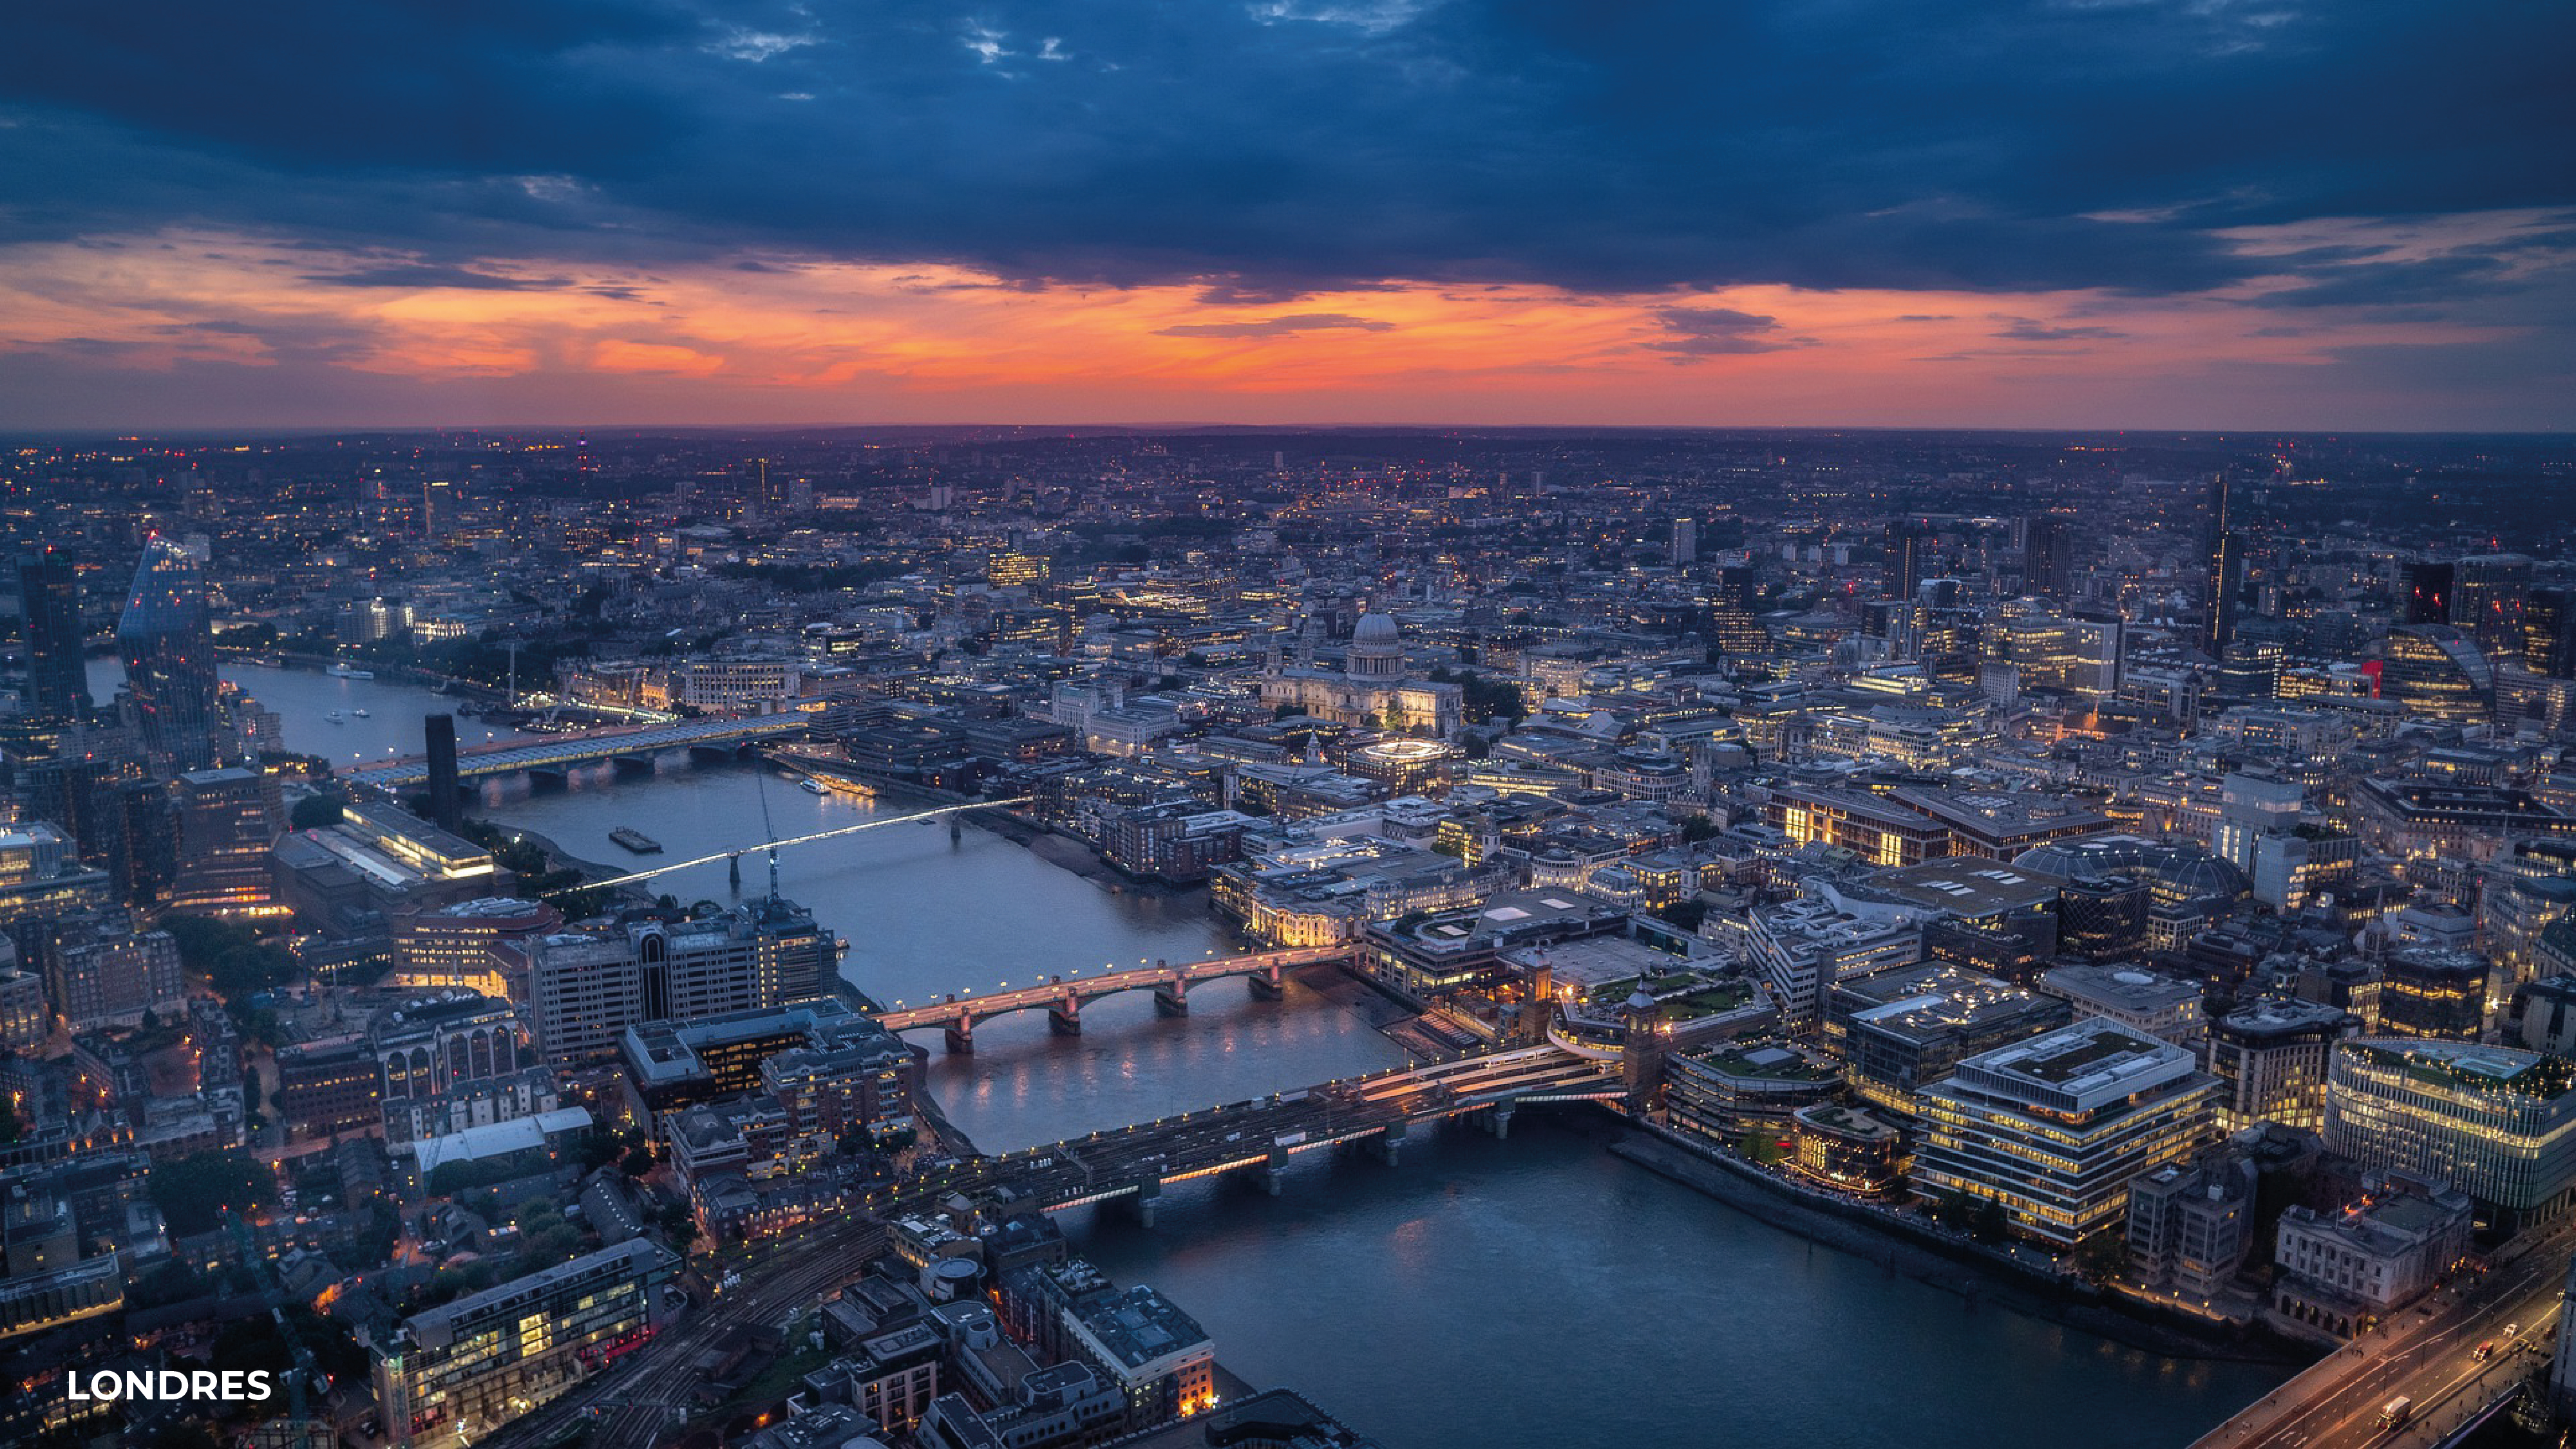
[873,945,1354,1050]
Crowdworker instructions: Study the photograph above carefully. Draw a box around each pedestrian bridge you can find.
[873,945,1355,1050]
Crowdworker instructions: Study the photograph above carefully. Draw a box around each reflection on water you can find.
[1074,1117,2290,1449]
[86,658,535,766]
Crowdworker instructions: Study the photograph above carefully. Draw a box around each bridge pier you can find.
[1153,977,1189,1017]
[1264,1145,1289,1195]
[1247,963,1285,1001]
[1048,995,1082,1036]
[1132,1176,1162,1227]
[944,1018,975,1054]
[1368,1121,1405,1167]
[1477,1103,1515,1139]
[728,853,742,893]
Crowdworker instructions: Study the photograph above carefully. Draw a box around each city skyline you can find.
[3,2,2571,432]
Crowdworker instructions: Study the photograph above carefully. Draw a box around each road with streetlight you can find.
[2192,1218,2575,1449]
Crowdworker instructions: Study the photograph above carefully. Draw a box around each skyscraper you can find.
[2206,473,2245,654]
[117,536,222,774]
[1671,516,1698,567]
[2404,560,2455,625]
[1884,520,1928,601]
[421,477,456,538]
[2526,588,2576,679]
[168,766,285,918]
[16,547,89,725]
[425,713,464,835]
[2208,529,2245,654]
[2023,512,2072,599]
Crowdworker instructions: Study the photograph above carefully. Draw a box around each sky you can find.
[1,0,2571,433]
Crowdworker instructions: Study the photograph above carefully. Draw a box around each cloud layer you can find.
[0,1,2569,427]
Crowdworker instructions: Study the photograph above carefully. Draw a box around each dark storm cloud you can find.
[1,0,2571,299]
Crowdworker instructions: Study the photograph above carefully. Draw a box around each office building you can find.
[374,1239,674,1449]
[1746,887,1924,1030]
[276,1037,384,1139]
[2372,625,2493,725]
[393,896,562,1001]
[522,898,835,1066]
[2127,1146,2258,1299]
[1061,1283,1217,1431]
[16,547,89,724]
[2023,511,2073,599]
[2272,1171,2472,1337]
[2325,1038,2576,1223]
[1915,1018,2221,1245]
[2524,587,2576,679]
[2507,974,2576,1057]
[167,766,285,918]
[2038,964,2206,1051]
[2207,998,2360,1133]
[117,536,223,774]
[1788,1103,1904,1197]
[1825,961,2069,1118]
[2378,947,2488,1041]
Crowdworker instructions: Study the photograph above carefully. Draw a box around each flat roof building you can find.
[1917,1018,2221,1245]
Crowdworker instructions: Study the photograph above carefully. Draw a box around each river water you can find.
[129,663,2287,1446]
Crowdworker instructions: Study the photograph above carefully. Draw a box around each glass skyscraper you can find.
[15,546,89,724]
[118,537,222,773]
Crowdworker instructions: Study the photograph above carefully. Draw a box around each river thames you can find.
[133,661,2292,1448]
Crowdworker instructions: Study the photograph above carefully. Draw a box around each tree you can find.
[289,795,345,829]
[1970,1199,2010,1244]
[149,1150,276,1238]
[1680,815,1721,844]
[2074,1232,2128,1282]
[620,1146,654,1179]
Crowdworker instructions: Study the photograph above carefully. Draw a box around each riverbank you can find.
[970,806,1204,900]
[1609,1127,2318,1367]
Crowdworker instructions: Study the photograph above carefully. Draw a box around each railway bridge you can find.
[873,945,1357,1050]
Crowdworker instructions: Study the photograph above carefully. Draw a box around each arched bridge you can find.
[873,945,1354,1050]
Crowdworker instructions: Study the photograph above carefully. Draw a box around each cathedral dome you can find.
[1349,613,1405,679]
